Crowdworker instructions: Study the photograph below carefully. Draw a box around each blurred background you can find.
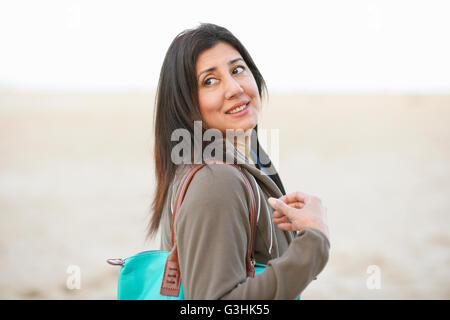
[0,0,449,299]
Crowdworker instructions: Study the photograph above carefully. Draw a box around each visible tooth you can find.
[228,104,247,114]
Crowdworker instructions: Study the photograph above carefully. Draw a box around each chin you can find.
[240,118,258,131]
[219,113,258,133]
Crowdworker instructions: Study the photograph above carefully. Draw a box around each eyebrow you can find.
[197,57,244,81]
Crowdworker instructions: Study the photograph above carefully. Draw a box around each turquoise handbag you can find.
[109,250,268,300]
[107,163,263,300]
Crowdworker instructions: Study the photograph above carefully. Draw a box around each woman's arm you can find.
[175,164,330,299]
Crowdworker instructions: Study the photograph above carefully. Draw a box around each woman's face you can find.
[196,41,261,134]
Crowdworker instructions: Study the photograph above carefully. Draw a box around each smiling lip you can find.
[225,103,249,117]
[225,100,250,114]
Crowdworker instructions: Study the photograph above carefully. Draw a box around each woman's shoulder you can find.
[174,163,253,232]
[175,163,250,208]
[176,163,247,186]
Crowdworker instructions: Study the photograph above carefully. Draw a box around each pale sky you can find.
[0,0,449,92]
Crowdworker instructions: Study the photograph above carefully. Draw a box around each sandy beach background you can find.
[0,91,449,299]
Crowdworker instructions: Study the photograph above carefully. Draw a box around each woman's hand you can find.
[268,192,329,241]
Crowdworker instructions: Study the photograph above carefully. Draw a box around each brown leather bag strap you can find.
[235,165,258,277]
[160,163,258,296]
[171,164,207,248]
[160,163,206,296]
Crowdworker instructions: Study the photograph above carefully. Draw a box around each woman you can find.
[149,23,330,299]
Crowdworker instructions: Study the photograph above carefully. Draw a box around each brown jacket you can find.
[160,142,330,299]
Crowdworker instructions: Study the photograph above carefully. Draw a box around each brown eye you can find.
[232,66,245,74]
[204,77,217,86]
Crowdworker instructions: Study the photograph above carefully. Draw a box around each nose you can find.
[224,75,244,100]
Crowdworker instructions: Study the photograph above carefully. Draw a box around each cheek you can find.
[242,76,260,98]
[198,92,223,119]
[244,81,261,110]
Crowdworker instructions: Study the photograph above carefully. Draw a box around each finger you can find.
[288,202,304,209]
[268,197,298,218]
[277,199,304,209]
[279,192,310,204]
[268,197,291,212]
[272,211,284,218]
[273,216,290,224]
[276,222,296,231]
[279,195,304,205]
[272,204,303,218]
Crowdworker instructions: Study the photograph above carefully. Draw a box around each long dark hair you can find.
[148,23,269,239]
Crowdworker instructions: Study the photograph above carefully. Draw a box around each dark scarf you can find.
[251,125,286,195]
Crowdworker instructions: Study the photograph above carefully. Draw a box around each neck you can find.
[225,128,253,160]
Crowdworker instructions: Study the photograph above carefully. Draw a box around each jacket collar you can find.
[203,135,285,199]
